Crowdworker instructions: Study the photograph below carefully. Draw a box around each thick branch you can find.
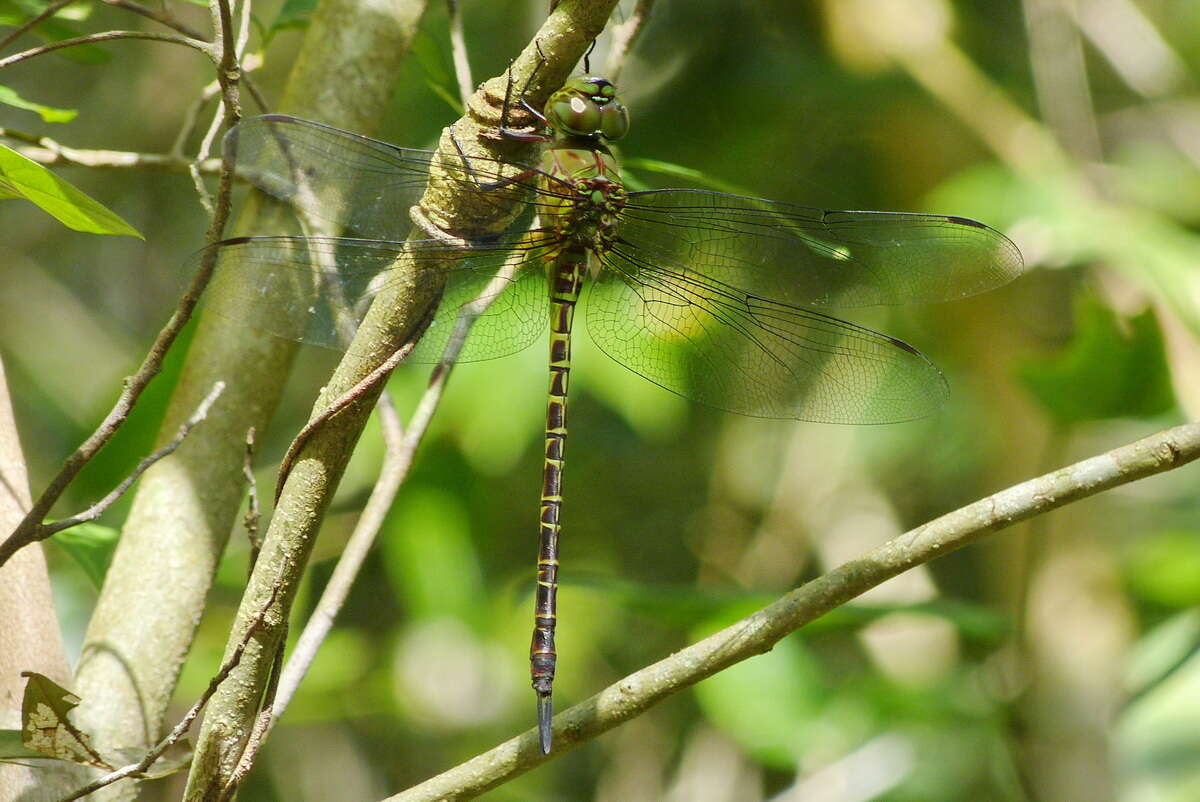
[395,422,1200,800]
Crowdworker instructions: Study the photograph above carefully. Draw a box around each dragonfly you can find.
[204,74,1023,753]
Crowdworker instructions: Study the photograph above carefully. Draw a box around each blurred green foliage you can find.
[4,0,1200,800]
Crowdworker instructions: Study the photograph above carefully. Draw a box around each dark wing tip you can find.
[944,215,989,229]
[886,334,923,357]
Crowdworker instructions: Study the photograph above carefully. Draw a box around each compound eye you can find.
[550,95,602,135]
[599,102,629,140]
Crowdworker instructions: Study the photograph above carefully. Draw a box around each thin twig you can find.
[0,30,213,69]
[171,51,263,159]
[446,0,473,106]
[218,618,285,801]
[53,586,281,802]
[266,392,408,719]
[100,0,208,40]
[241,73,269,114]
[188,0,244,212]
[190,98,224,214]
[273,341,418,503]
[0,128,223,172]
[0,0,73,53]
[39,382,226,538]
[242,427,261,571]
[605,0,653,85]
[393,422,1200,801]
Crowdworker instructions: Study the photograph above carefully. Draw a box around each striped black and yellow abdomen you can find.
[529,247,585,750]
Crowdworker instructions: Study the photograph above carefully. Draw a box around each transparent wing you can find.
[225,115,568,240]
[195,233,550,362]
[586,243,947,423]
[618,189,1023,308]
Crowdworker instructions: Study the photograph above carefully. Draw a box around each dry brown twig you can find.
[100,0,207,40]
[37,382,227,539]
[242,427,262,570]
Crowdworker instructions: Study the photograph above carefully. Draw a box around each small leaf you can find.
[0,728,47,760]
[266,0,316,39]
[0,0,109,63]
[52,522,119,589]
[20,672,111,768]
[622,157,752,195]
[1018,293,1175,424]
[1125,531,1200,608]
[691,625,826,768]
[0,84,76,123]
[0,144,142,237]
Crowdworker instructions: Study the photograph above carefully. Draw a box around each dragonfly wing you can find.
[407,241,550,364]
[226,116,434,240]
[225,115,566,241]
[618,189,1023,308]
[196,233,548,360]
[588,244,947,423]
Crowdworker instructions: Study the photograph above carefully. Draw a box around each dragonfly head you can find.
[544,76,629,141]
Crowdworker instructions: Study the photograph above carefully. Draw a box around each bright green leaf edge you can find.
[0,85,77,123]
[0,144,142,238]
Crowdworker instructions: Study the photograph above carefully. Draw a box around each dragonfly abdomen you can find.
[531,248,586,753]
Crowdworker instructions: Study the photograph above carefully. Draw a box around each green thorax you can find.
[538,142,625,254]
[535,76,629,256]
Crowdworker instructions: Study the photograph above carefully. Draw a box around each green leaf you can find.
[0,144,142,237]
[1018,293,1175,425]
[20,672,110,768]
[0,728,46,761]
[266,0,316,39]
[0,85,76,123]
[0,0,109,63]
[1125,531,1200,608]
[52,522,119,589]
[691,618,826,768]
[622,157,752,195]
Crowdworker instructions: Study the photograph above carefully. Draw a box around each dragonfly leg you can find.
[446,128,545,192]
[499,47,550,141]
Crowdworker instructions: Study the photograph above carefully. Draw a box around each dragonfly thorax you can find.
[539,145,626,254]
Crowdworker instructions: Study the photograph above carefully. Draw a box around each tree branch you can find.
[0,30,212,69]
[100,0,207,40]
[39,382,225,538]
[394,421,1200,800]
[0,130,223,173]
[270,250,522,722]
[0,0,73,53]
[446,0,473,106]
[54,587,280,802]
